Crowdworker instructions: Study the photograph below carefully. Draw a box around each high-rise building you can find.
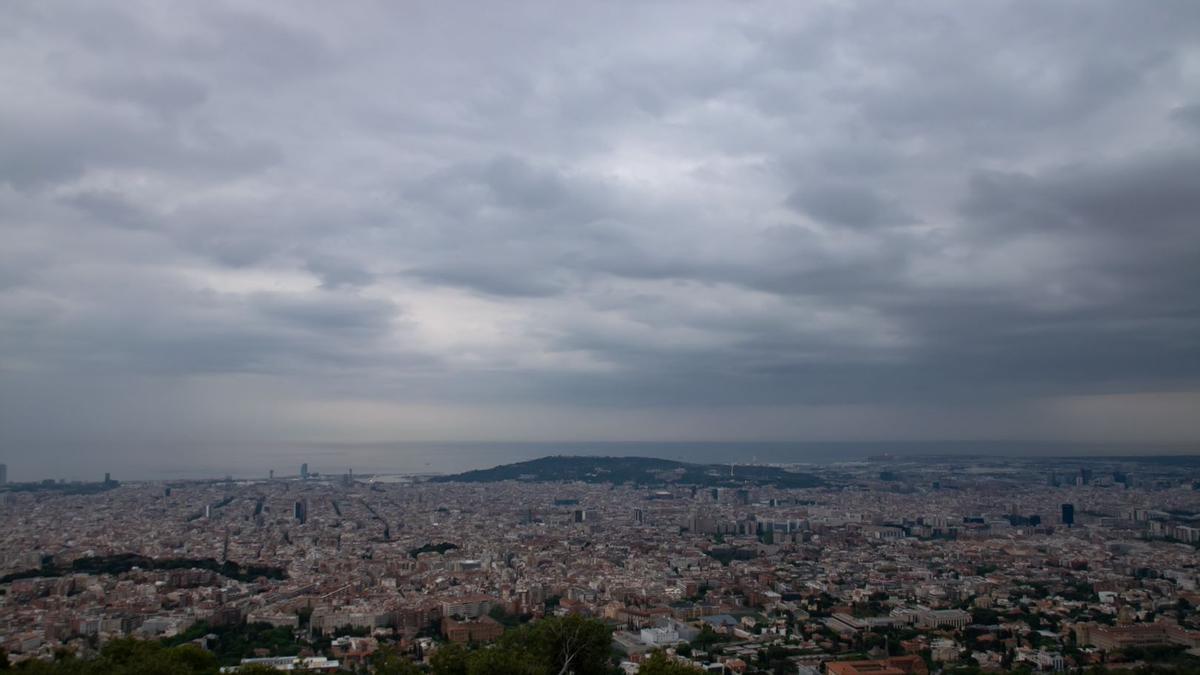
[294,500,307,524]
[573,509,586,523]
[1061,503,1074,527]
[301,463,309,480]
[269,469,274,480]
[0,463,7,485]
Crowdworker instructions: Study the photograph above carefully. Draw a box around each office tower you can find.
[204,505,211,519]
[164,487,171,497]
[735,489,750,506]
[634,508,644,525]
[269,469,274,480]
[301,463,309,480]
[0,463,6,485]
[104,472,111,485]
[573,509,586,523]
[294,500,307,524]
[1061,503,1074,527]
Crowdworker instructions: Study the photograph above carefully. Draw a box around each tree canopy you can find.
[1,616,617,675]
[635,650,706,675]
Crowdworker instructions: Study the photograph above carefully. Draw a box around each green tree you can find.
[430,642,469,675]
[11,639,221,675]
[372,646,423,675]
[637,650,704,675]
[690,625,727,652]
[465,647,542,675]
[523,615,611,675]
[236,667,284,675]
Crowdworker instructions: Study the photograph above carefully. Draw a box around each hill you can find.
[429,455,823,488]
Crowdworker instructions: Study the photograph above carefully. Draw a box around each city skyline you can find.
[2,452,1198,672]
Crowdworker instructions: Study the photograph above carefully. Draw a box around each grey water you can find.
[99,439,1200,481]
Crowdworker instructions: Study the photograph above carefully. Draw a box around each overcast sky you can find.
[2,1,1199,478]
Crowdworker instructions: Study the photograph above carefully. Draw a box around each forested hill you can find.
[429,455,823,488]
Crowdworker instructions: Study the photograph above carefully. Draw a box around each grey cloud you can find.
[964,151,1200,239]
[786,183,914,229]
[1,0,1199,469]
[184,7,335,82]
[61,191,152,230]
[0,105,280,188]
[406,155,608,227]
[0,274,409,379]
[83,73,209,118]
[410,264,570,299]
[254,292,397,339]
[1172,104,1200,131]
[305,256,375,289]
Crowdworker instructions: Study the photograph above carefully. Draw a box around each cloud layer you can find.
[2,1,1199,476]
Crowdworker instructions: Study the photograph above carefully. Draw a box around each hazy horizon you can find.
[4,439,1199,483]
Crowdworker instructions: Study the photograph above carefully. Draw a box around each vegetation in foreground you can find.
[0,616,619,675]
[5,615,1200,675]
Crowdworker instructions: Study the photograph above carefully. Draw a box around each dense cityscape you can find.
[1,454,1198,673]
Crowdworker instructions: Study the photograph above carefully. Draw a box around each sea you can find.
[115,439,1199,482]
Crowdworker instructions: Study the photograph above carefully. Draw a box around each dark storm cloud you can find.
[1,0,1199,468]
